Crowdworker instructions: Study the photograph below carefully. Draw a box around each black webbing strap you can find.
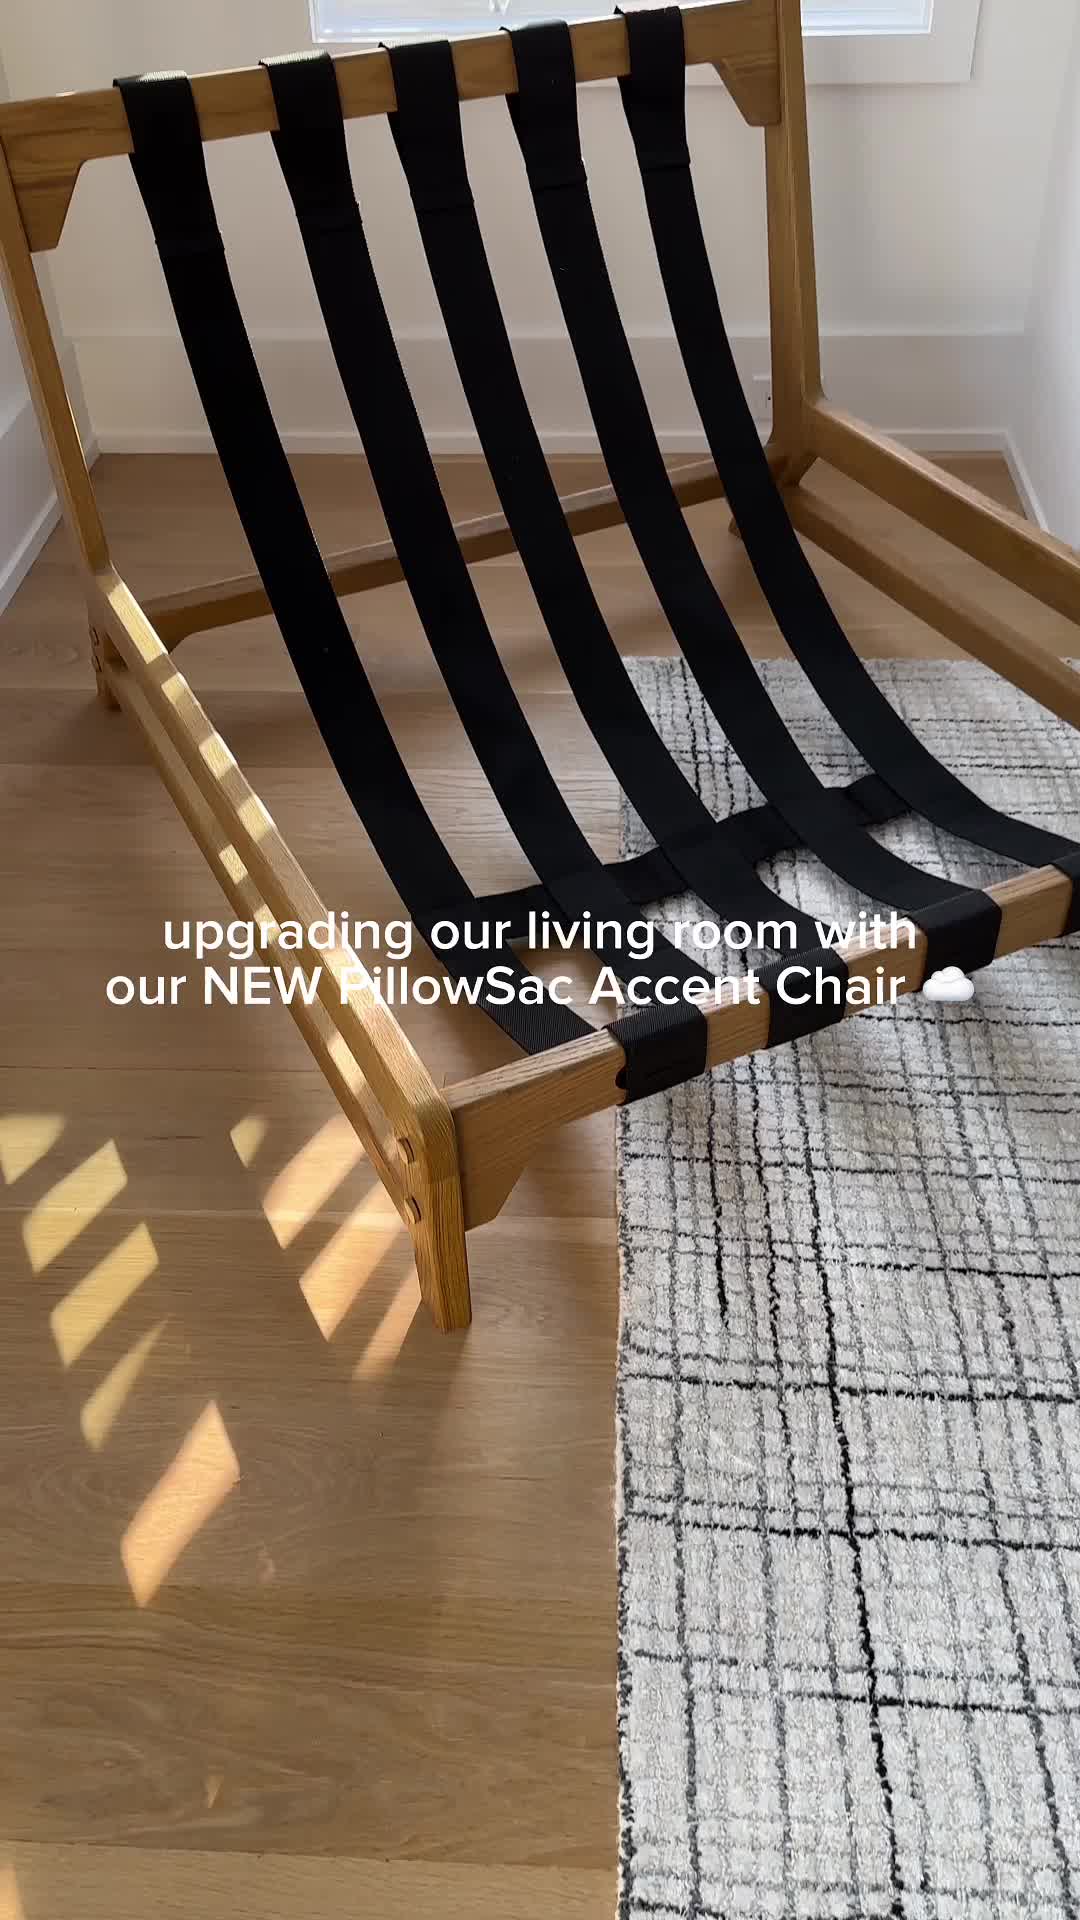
[115,67,587,1056]
[610,997,708,1102]
[504,21,1006,981]
[261,50,706,1041]
[385,38,824,957]
[617,5,1080,936]
[759,949,849,1049]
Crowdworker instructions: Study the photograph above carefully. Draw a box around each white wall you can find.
[0,0,1075,452]
[1013,11,1080,542]
[0,294,55,609]
[0,51,93,609]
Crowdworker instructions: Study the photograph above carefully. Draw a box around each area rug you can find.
[617,653,1080,1920]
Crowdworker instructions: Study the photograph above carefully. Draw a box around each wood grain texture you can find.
[3,1844,611,1920]
[0,447,1059,1918]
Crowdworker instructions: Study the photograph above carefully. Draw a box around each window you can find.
[311,0,982,84]
[311,0,603,45]
[804,0,931,29]
[802,0,982,83]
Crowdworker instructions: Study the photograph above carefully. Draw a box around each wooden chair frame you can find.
[2,0,1079,1330]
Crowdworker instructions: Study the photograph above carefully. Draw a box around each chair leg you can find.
[775,445,818,488]
[401,1115,472,1331]
[409,1189,472,1332]
[728,431,816,536]
[89,621,121,709]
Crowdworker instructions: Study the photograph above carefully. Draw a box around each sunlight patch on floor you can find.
[353,1274,419,1379]
[49,1222,159,1366]
[0,1864,24,1919]
[0,1114,65,1187]
[260,1114,366,1249]
[121,1400,240,1606]
[229,1112,267,1169]
[22,1140,127,1271]
[81,1319,169,1449]
[301,1186,406,1338]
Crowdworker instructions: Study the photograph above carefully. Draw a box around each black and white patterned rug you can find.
[616,654,1080,1920]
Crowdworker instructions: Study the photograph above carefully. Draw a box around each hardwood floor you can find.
[0,449,1068,1919]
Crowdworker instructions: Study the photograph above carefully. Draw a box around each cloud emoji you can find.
[921,965,975,1004]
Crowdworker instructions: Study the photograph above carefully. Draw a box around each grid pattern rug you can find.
[617,654,1080,1920]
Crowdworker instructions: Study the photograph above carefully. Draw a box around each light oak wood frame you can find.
[2,0,1079,1329]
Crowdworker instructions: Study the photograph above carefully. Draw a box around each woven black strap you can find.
[617,4,1080,934]
[476,769,905,937]
[115,66,588,1056]
[504,20,1007,979]
[261,49,705,1037]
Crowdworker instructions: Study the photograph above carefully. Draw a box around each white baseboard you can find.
[0,350,97,616]
[999,429,1050,529]
[80,326,1026,459]
[0,385,60,614]
[0,490,62,613]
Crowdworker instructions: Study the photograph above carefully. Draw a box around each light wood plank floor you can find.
[0,451,1069,1920]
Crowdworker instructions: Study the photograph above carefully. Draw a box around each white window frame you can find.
[802,0,982,85]
[310,0,983,86]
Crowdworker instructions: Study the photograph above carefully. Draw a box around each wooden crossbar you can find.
[0,0,780,253]
[806,401,1080,628]
[147,458,730,646]
[787,488,1080,730]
